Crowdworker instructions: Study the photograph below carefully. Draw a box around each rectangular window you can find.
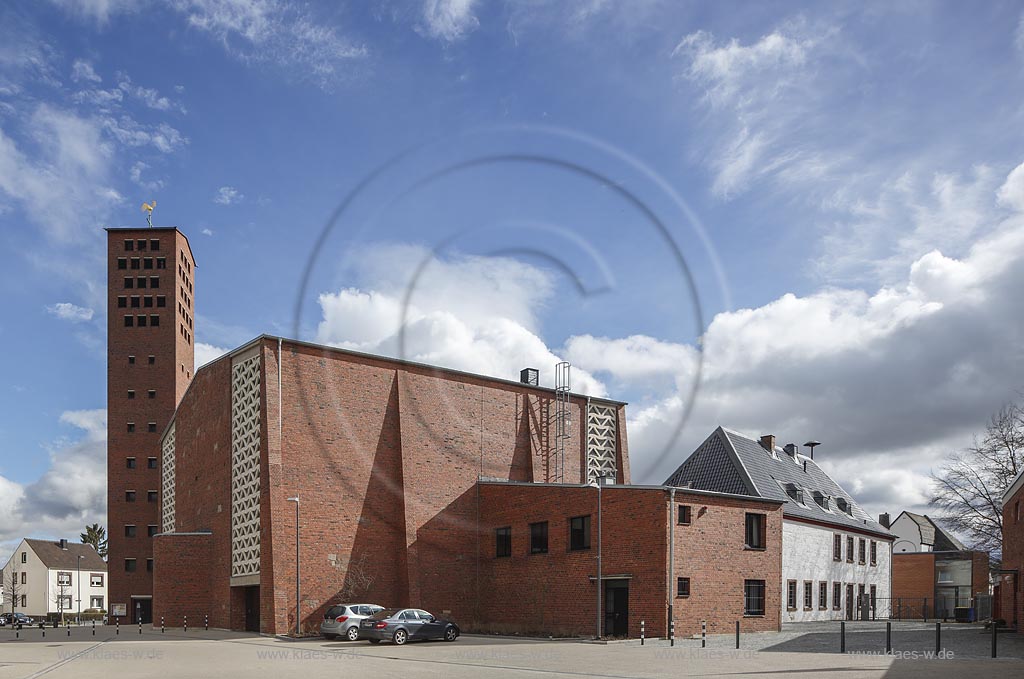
[128,355,135,364]
[677,504,692,525]
[130,257,140,270]
[137,315,147,327]
[147,525,158,537]
[137,239,147,251]
[150,314,159,327]
[20,594,26,607]
[20,571,26,584]
[124,525,136,537]
[787,580,797,610]
[126,422,135,433]
[147,457,157,469]
[529,521,549,554]
[90,573,103,587]
[150,239,160,251]
[91,596,104,609]
[870,541,877,566]
[124,240,134,251]
[156,257,166,269]
[126,457,136,469]
[130,296,140,308]
[858,538,866,564]
[744,579,766,616]
[819,581,828,610]
[143,296,153,308]
[117,296,127,308]
[147,490,158,503]
[495,527,511,557]
[127,390,135,399]
[125,490,136,502]
[124,559,136,573]
[137,277,146,288]
[803,581,813,610]
[677,577,691,597]
[124,315,134,327]
[148,355,155,364]
[846,536,854,563]
[833,534,842,561]
[745,513,766,549]
[568,515,591,551]
[117,257,127,269]
[156,295,166,307]
[57,571,71,586]
[870,584,877,612]
[148,390,156,399]
[833,582,842,610]
[146,558,154,573]
[124,277,134,288]
[148,422,156,432]
[21,551,27,563]
[143,257,153,269]
[150,277,160,289]
[59,595,72,610]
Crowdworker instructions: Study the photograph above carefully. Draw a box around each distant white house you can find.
[666,427,894,622]
[889,511,967,553]
[1,538,107,620]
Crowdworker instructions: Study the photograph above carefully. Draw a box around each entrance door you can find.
[244,586,260,633]
[845,585,854,621]
[132,598,152,624]
[603,580,629,638]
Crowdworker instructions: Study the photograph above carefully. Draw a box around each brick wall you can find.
[1001,484,1024,630]
[672,492,783,635]
[152,533,212,627]
[892,553,936,609]
[970,550,990,597]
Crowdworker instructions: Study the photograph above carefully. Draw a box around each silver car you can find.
[320,603,384,641]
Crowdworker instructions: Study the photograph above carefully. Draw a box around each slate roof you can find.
[25,539,107,571]
[897,511,966,551]
[665,426,894,539]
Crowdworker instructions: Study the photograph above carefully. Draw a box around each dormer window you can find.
[835,497,852,516]
[812,491,831,511]
[784,483,804,504]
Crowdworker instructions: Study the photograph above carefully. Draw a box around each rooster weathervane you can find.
[141,200,156,227]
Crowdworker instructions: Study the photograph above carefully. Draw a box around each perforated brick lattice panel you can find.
[231,355,261,578]
[161,422,176,533]
[586,403,617,482]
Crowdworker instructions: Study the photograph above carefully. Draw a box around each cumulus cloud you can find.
[213,185,243,205]
[70,58,101,83]
[46,301,94,322]
[315,243,606,396]
[195,341,230,369]
[997,161,1024,211]
[419,0,479,42]
[0,409,107,565]
[201,227,214,236]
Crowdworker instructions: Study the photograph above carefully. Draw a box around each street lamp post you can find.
[286,496,300,637]
[77,555,83,625]
[594,472,613,640]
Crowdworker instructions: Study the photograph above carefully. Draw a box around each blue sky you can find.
[2,0,1024,559]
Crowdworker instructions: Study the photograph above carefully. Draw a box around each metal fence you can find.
[867,595,992,622]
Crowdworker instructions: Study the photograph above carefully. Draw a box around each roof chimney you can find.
[759,434,776,452]
[59,538,67,550]
[783,443,799,458]
[519,367,539,386]
[878,513,891,528]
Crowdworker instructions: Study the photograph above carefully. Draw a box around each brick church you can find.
[107,226,782,638]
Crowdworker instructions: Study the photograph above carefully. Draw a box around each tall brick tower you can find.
[106,227,195,624]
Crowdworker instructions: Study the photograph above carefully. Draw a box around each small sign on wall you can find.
[111,603,127,617]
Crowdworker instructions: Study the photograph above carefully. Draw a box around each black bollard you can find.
[205,615,208,631]
[640,619,644,646]
[161,617,165,633]
[67,622,70,637]
[935,622,940,655]
[736,620,740,649]
[670,619,675,647]
[992,620,997,658]
[840,621,845,654]
[184,615,188,633]
[116,619,119,635]
[138,620,142,635]
[92,620,95,636]
[701,620,706,649]
[885,621,891,653]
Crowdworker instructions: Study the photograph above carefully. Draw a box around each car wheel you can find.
[323,634,337,640]
[346,626,360,642]
[368,639,381,644]
[393,629,407,645]
[443,626,458,642]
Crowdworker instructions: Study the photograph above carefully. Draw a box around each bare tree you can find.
[51,576,73,625]
[931,401,1024,556]
[2,567,25,617]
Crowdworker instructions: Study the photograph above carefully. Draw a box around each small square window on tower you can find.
[148,390,156,399]
[128,355,135,364]
[137,315,147,327]
[148,355,155,364]
[124,240,134,251]
[150,239,160,251]
[117,257,127,269]
[124,316,134,327]
[147,457,157,469]
[124,277,134,289]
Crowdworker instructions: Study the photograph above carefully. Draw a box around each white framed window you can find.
[90,573,103,587]
[57,571,72,586]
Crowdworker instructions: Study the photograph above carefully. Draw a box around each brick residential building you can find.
[109,226,784,638]
[999,469,1024,631]
[106,227,195,623]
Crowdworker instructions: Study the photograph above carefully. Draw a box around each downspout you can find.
[668,486,675,639]
[277,338,283,451]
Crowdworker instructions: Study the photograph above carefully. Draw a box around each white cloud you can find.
[213,185,243,205]
[997,160,1024,211]
[195,341,230,369]
[0,409,107,566]
[101,116,188,153]
[115,74,187,114]
[46,302,94,322]
[48,0,138,24]
[314,244,606,396]
[201,227,214,236]
[70,58,101,83]
[172,0,368,88]
[419,0,479,42]
[129,160,164,191]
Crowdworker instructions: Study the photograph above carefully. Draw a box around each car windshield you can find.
[368,608,401,620]
[324,606,347,618]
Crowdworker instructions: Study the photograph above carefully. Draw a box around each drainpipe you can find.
[277,338,282,448]
[668,486,675,639]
